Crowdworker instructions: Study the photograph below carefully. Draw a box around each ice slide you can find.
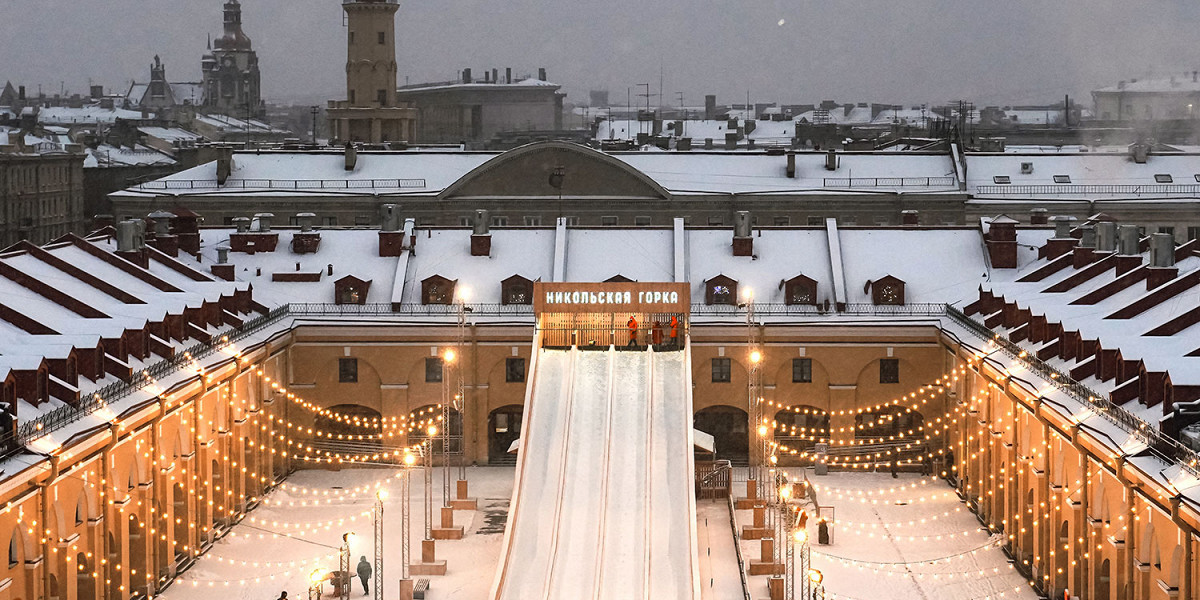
[489,342,700,600]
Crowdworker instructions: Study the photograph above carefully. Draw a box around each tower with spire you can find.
[201,0,263,118]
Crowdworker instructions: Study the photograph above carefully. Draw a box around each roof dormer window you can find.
[1155,174,1173,183]
[992,176,1011,184]
[1053,175,1071,183]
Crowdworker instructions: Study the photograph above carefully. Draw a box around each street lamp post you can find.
[808,569,825,600]
[339,532,355,600]
[402,452,415,580]
[308,568,326,600]
[423,430,435,539]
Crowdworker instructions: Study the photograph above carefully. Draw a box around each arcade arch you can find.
[694,406,749,464]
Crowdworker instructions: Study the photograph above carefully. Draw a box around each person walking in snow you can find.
[356,556,372,596]
[276,592,288,600]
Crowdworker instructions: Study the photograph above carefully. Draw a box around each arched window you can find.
[8,530,19,567]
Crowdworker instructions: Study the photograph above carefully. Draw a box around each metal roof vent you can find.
[1118,225,1140,255]
[1051,215,1077,238]
[473,209,491,235]
[1150,233,1176,267]
[254,212,275,232]
[116,220,145,252]
[147,210,175,236]
[734,211,752,238]
[380,204,401,232]
[232,217,251,233]
[1077,225,1096,248]
[216,245,230,264]
[1096,221,1118,252]
[296,212,316,232]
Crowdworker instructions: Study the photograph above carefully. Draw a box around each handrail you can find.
[975,183,1200,196]
[726,491,753,600]
[134,178,426,191]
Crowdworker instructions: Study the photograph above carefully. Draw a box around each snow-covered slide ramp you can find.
[489,343,700,600]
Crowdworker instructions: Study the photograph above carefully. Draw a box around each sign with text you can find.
[534,282,690,314]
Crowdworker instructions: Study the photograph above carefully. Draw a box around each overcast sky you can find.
[1,1,1198,108]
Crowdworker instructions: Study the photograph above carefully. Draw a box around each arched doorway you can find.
[853,407,924,440]
[694,406,749,464]
[76,551,95,600]
[48,573,59,600]
[312,404,386,460]
[173,483,188,562]
[773,407,828,456]
[488,405,523,464]
[105,530,120,600]
[211,459,224,526]
[409,404,463,457]
[1095,558,1111,600]
[1054,520,1069,596]
[127,514,146,598]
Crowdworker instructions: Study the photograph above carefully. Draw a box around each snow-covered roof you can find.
[193,113,286,134]
[140,126,205,143]
[37,105,145,125]
[397,77,560,94]
[966,152,1200,198]
[1095,76,1200,94]
[86,144,176,168]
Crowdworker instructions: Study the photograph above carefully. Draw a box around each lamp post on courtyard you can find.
[308,568,326,600]
[423,428,435,539]
[373,489,386,600]
[402,452,416,580]
[441,349,456,508]
[339,532,356,600]
[808,569,825,600]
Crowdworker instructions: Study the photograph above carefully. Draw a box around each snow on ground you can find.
[696,500,748,600]
[160,466,514,600]
[736,470,1038,600]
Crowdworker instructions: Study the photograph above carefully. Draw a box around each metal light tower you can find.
[402,453,415,580]
[373,490,386,600]
[339,532,355,600]
[441,349,455,508]
[423,433,434,539]
[808,569,824,600]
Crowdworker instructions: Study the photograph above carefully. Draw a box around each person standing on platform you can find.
[651,320,663,348]
[669,315,679,348]
[626,315,639,348]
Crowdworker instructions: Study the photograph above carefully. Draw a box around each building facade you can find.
[201,0,263,118]
[396,68,564,146]
[326,0,417,144]
[111,141,1200,240]
[0,147,86,245]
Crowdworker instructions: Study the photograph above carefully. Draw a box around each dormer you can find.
[421,275,457,305]
[870,275,906,306]
[605,274,633,283]
[783,274,818,305]
[501,275,533,305]
[335,275,372,305]
[705,275,738,305]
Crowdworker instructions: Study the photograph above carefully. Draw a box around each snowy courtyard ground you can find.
[737,470,1040,600]
[161,465,1038,600]
[160,466,514,600]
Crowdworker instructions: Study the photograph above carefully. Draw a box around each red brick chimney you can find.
[984,215,1018,268]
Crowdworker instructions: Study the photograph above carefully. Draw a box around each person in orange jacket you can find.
[669,315,680,348]
[626,315,639,348]
[651,320,664,347]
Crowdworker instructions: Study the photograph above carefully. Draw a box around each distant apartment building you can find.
[0,142,86,245]
[396,67,564,145]
[1093,72,1200,121]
